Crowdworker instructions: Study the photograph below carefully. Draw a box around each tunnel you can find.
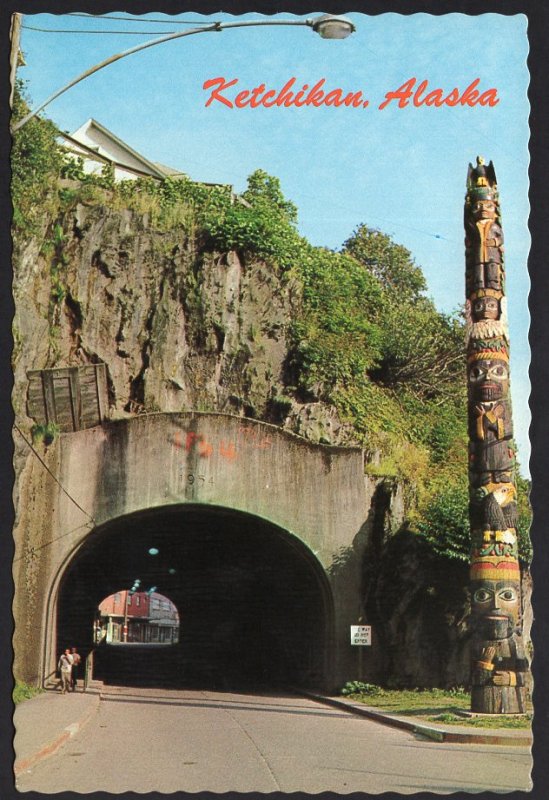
[55,504,334,691]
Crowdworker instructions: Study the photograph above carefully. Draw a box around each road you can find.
[16,687,532,794]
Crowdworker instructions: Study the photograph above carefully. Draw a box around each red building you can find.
[97,591,179,644]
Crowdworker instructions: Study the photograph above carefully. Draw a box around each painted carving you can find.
[464,157,530,714]
[465,157,504,295]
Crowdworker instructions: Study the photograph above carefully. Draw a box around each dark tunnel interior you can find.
[56,505,333,691]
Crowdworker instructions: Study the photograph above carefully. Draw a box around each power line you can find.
[22,24,182,36]
[67,13,214,25]
[12,521,93,564]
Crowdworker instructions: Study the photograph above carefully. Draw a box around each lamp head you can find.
[310,14,355,40]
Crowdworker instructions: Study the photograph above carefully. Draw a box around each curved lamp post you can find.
[12,14,355,132]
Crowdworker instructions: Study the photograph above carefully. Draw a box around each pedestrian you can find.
[71,647,81,691]
[58,649,73,694]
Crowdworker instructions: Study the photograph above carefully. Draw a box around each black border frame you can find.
[1,2,547,799]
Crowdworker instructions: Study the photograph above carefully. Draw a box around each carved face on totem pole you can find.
[468,356,509,402]
[472,293,500,321]
[467,345,513,484]
[470,578,521,640]
[465,159,504,296]
[471,197,497,222]
[465,291,508,348]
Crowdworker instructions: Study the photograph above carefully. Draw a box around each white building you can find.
[62,118,186,182]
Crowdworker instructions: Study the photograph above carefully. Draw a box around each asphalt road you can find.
[16,687,532,794]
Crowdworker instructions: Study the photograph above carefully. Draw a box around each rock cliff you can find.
[13,196,356,447]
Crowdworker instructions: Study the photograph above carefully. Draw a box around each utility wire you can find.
[68,13,216,25]
[22,24,182,35]
[14,423,96,524]
[12,521,93,563]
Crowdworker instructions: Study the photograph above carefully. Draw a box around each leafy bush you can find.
[341,681,386,696]
[11,81,63,231]
[201,170,304,265]
[516,474,533,563]
[416,482,471,562]
[13,680,45,705]
[288,248,385,397]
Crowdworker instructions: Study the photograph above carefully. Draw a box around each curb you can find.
[301,691,533,747]
[14,693,101,775]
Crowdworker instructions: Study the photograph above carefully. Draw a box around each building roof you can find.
[69,118,181,180]
[64,119,237,197]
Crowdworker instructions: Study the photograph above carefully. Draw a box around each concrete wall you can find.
[13,412,375,688]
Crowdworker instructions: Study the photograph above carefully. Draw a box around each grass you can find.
[426,712,532,729]
[13,680,45,705]
[340,683,532,729]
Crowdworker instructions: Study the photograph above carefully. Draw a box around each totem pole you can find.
[464,156,529,714]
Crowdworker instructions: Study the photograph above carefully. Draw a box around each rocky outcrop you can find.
[13,201,307,428]
[14,198,365,452]
[365,529,471,687]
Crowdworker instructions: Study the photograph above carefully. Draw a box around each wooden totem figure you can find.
[464,156,529,714]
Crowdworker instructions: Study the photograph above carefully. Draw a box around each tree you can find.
[416,482,472,562]
[199,170,303,267]
[372,296,466,402]
[289,248,385,397]
[242,169,298,224]
[342,224,427,299]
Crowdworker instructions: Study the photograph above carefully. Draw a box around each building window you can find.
[127,595,132,606]
[114,593,120,603]
[135,595,140,607]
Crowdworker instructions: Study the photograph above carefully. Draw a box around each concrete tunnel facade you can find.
[13,412,380,691]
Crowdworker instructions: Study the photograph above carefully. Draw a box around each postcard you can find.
[6,4,544,797]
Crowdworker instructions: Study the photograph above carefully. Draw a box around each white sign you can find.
[350,625,371,646]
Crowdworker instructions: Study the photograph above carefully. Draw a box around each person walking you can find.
[58,649,73,694]
[70,647,81,691]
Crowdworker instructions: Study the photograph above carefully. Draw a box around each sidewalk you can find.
[14,686,101,775]
[304,691,533,747]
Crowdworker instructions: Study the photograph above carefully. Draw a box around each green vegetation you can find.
[13,680,45,705]
[31,422,60,446]
[11,87,532,564]
[427,712,532,729]
[340,683,532,729]
[11,81,63,232]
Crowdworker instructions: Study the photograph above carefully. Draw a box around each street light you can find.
[311,14,356,39]
[11,14,355,132]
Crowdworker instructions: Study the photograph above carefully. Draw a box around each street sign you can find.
[350,625,371,645]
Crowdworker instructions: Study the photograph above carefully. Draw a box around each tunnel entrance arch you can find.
[15,413,369,690]
[53,504,335,691]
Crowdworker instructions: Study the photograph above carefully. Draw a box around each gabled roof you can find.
[153,162,187,178]
[69,118,172,180]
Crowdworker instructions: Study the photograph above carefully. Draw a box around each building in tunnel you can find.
[97,590,179,644]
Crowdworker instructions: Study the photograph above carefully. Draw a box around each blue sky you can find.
[16,11,531,473]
